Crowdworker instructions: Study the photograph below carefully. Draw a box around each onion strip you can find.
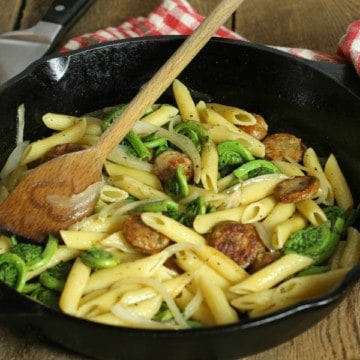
[111,276,190,329]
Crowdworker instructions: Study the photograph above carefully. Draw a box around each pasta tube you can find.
[199,276,239,325]
[230,254,313,295]
[339,227,360,268]
[324,154,353,209]
[193,206,245,234]
[295,199,327,226]
[141,212,206,245]
[20,119,87,165]
[206,103,257,126]
[60,258,91,315]
[173,79,200,122]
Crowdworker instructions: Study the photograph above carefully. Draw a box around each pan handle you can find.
[309,61,360,99]
[0,284,44,324]
[42,0,94,29]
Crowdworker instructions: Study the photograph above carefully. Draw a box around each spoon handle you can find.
[93,0,244,160]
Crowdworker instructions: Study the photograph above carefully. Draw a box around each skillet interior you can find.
[0,37,359,360]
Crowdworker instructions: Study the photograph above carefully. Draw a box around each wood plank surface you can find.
[0,0,360,359]
[235,0,360,54]
[0,0,22,33]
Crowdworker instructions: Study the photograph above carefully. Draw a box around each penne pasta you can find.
[295,199,327,226]
[176,250,231,289]
[141,212,206,245]
[175,287,216,326]
[193,206,245,234]
[339,227,360,268]
[172,79,200,122]
[200,107,240,132]
[328,241,347,269]
[200,140,219,192]
[140,105,179,127]
[59,258,91,315]
[230,254,313,295]
[69,212,126,233]
[60,230,109,250]
[271,213,308,249]
[207,103,257,126]
[120,272,192,306]
[324,154,354,209]
[303,147,334,206]
[78,283,140,317]
[124,295,163,320]
[192,245,249,284]
[241,196,277,224]
[231,288,275,311]
[207,124,265,158]
[89,312,128,326]
[111,175,169,200]
[199,276,239,325]
[84,250,170,293]
[105,161,163,191]
[99,185,129,203]
[20,119,87,165]
[42,112,78,130]
[262,202,296,229]
[247,268,350,318]
[229,174,287,206]
[271,160,305,177]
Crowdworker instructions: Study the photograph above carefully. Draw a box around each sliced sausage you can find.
[153,150,193,183]
[164,256,183,274]
[274,175,320,203]
[263,133,305,162]
[122,213,171,254]
[205,221,266,269]
[239,114,268,140]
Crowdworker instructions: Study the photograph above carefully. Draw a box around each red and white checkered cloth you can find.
[61,0,360,76]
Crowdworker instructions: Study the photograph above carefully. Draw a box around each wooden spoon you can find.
[0,0,244,242]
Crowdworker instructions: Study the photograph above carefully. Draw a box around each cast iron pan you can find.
[0,37,359,360]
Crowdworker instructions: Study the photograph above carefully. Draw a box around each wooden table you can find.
[0,1,359,359]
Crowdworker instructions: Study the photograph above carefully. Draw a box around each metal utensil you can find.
[0,0,93,85]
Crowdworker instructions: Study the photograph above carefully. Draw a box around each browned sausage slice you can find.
[263,133,305,162]
[274,176,320,203]
[205,221,266,269]
[122,213,171,254]
[239,114,268,140]
[153,150,193,183]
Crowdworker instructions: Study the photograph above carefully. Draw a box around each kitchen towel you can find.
[61,0,360,76]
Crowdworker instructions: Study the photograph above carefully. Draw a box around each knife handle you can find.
[42,0,94,28]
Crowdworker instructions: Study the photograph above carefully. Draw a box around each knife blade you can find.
[0,0,94,85]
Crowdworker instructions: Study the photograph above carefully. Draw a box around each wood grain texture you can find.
[235,0,360,54]
[0,0,359,359]
[0,0,22,33]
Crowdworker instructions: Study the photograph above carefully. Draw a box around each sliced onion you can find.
[0,140,29,179]
[254,222,273,250]
[107,145,153,172]
[16,104,25,145]
[47,181,102,215]
[132,120,158,137]
[111,276,190,329]
[183,280,203,320]
[111,303,180,329]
